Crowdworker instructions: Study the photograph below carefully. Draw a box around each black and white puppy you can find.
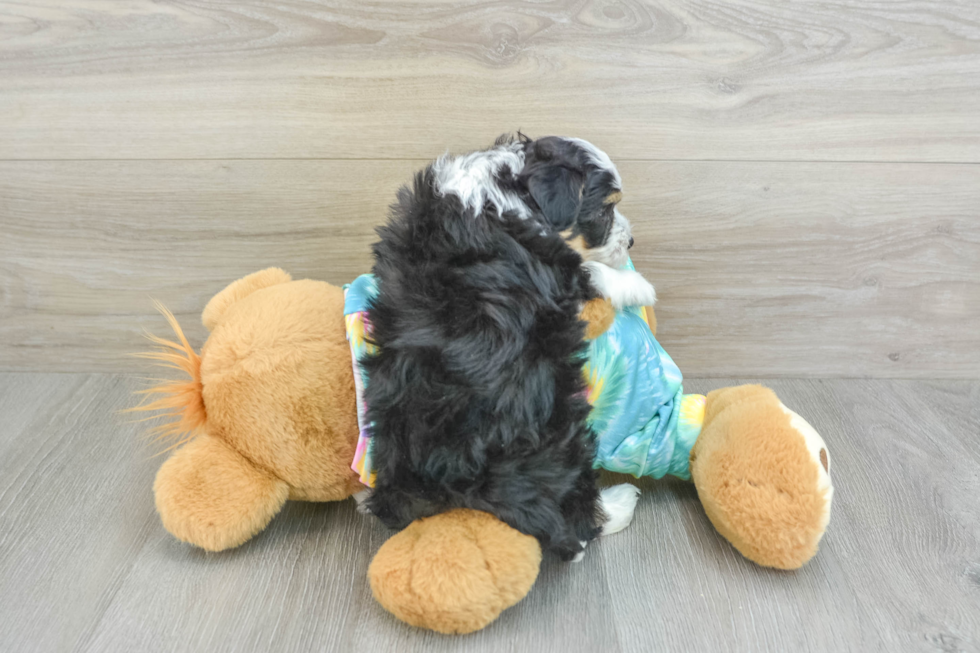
[362,134,648,560]
[520,136,656,309]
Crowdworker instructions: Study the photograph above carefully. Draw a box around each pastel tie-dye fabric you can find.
[343,274,379,487]
[343,261,705,487]
[583,262,705,480]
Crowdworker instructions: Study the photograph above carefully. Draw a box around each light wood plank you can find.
[628,161,980,378]
[0,158,418,373]
[2,159,978,377]
[0,374,160,653]
[1,0,979,161]
[0,373,86,459]
[1,375,978,652]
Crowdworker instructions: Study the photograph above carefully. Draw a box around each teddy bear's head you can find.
[197,270,363,502]
[135,269,364,551]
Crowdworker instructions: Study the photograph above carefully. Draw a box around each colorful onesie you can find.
[343,263,706,487]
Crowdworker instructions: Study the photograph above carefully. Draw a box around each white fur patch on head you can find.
[584,261,656,309]
[599,483,641,535]
[567,137,622,188]
[432,141,530,219]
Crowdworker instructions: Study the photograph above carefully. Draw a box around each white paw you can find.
[584,262,657,309]
[609,270,656,309]
[572,540,588,563]
[352,487,373,515]
[599,484,641,535]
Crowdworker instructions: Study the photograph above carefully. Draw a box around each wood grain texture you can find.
[1,0,979,161]
[628,161,980,378]
[2,159,978,377]
[1,374,977,652]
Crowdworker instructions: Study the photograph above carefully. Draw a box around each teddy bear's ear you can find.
[202,268,292,331]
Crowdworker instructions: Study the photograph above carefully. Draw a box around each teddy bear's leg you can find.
[368,509,542,634]
[690,385,833,569]
[154,433,290,552]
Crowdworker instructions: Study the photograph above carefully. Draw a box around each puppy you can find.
[520,136,656,310]
[362,134,649,560]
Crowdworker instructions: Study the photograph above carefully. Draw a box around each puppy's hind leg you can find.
[557,463,603,562]
[569,484,641,561]
[352,487,373,514]
[366,483,441,531]
[598,484,641,535]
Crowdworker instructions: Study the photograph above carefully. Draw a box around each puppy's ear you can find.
[525,165,584,230]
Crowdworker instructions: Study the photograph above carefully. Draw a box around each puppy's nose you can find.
[628,237,634,249]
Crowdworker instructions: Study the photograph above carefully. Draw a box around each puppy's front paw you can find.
[635,279,657,307]
[584,262,656,310]
[609,270,657,310]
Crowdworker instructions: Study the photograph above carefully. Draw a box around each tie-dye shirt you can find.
[343,274,379,487]
[343,263,705,487]
[584,309,704,480]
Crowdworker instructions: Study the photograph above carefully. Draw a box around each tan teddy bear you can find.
[134,268,832,634]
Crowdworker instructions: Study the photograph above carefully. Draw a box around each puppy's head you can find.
[519,136,633,268]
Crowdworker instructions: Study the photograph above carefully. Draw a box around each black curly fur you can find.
[363,136,615,560]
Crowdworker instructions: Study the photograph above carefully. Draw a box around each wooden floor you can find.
[1,373,977,653]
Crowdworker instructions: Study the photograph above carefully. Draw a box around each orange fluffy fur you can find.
[691,385,829,569]
[369,509,542,634]
[126,301,206,452]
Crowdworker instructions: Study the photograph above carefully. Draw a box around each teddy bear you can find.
[133,267,833,635]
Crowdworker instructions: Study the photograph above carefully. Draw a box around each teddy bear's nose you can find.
[628,237,634,249]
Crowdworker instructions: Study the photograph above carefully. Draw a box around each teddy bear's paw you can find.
[154,434,289,552]
[368,509,542,634]
[692,385,834,570]
[778,402,832,489]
